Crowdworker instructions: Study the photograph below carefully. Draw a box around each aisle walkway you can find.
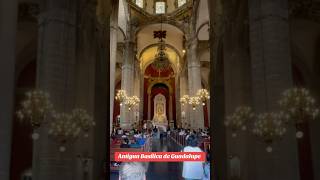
[110,137,184,180]
[146,137,183,180]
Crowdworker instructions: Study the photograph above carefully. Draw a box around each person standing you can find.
[182,134,204,180]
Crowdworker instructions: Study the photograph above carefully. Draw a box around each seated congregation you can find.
[110,125,211,180]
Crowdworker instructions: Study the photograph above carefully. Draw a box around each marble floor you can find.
[110,137,184,180]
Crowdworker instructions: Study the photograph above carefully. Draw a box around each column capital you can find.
[185,36,198,49]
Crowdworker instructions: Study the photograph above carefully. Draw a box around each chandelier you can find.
[189,96,201,110]
[151,40,170,71]
[151,15,170,71]
[180,95,190,106]
[48,112,85,152]
[196,89,210,106]
[16,90,53,140]
[224,106,255,137]
[180,88,210,110]
[71,108,95,138]
[115,90,127,106]
[279,88,319,138]
[125,96,140,111]
[252,112,287,153]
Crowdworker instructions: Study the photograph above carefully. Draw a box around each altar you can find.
[152,94,168,131]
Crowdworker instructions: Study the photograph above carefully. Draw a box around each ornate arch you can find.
[139,43,182,74]
[147,80,173,95]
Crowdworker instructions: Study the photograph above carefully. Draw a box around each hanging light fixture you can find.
[152,15,170,71]
[125,96,140,111]
[180,95,190,106]
[16,89,53,140]
[279,87,319,139]
[196,89,210,106]
[48,112,82,152]
[189,96,201,110]
[71,108,95,138]
[115,90,128,106]
[252,112,287,153]
[224,106,255,137]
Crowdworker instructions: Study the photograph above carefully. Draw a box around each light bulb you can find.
[32,132,40,140]
[266,146,273,153]
[84,133,89,138]
[296,131,304,139]
[232,133,237,138]
[59,146,66,152]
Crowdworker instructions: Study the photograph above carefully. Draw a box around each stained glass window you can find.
[155,1,166,14]
[177,0,186,7]
[135,0,144,8]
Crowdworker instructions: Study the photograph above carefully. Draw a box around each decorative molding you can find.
[147,78,173,94]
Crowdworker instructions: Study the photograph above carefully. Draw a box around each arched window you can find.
[135,0,144,8]
[155,0,166,14]
[177,0,186,7]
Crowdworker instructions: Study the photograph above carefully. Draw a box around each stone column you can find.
[187,36,204,129]
[110,1,119,133]
[133,61,140,124]
[169,93,173,126]
[0,0,17,179]
[175,77,181,128]
[139,73,144,122]
[148,92,151,120]
[248,0,299,179]
[33,1,78,179]
[180,69,189,128]
[120,39,135,129]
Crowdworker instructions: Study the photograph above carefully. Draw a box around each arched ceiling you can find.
[137,23,184,57]
[140,45,181,73]
[137,23,184,74]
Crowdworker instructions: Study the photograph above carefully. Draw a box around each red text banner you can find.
[114,152,206,162]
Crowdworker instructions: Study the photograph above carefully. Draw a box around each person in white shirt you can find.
[182,134,204,180]
[179,129,185,135]
[117,128,123,135]
[119,162,146,180]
